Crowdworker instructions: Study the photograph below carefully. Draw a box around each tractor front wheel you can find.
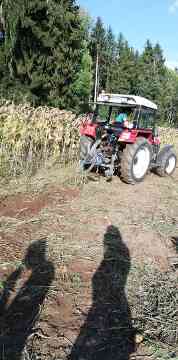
[120,137,152,184]
[155,148,177,177]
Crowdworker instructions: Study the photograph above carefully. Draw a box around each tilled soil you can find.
[0,169,177,359]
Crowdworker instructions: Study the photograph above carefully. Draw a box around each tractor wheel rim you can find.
[165,156,176,174]
[132,147,150,179]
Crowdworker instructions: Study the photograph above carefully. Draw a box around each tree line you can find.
[0,0,178,125]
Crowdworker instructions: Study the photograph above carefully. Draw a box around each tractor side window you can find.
[148,113,155,127]
[139,111,155,129]
[94,105,111,123]
[98,106,108,120]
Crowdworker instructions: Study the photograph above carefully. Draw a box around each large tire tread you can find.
[120,137,152,184]
[155,149,177,177]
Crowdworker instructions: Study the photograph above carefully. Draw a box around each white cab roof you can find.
[97,93,158,110]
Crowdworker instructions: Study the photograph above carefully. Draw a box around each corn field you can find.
[0,101,177,179]
[0,101,81,178]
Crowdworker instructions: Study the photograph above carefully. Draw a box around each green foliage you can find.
[111,35,138,94]
[137,41,165,101]
[105,26,117,92]
[90,17,107,92]
[89,26,178,126]
[161,69,178,126]
[0,1,178,123]
[0,0,85,108]
[135,40,178,125]
[72,48,93,112]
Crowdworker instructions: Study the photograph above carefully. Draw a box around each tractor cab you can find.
[81,93,159,145]
[95,93,157,130]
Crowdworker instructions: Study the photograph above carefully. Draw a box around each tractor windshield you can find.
[93,104,137,124]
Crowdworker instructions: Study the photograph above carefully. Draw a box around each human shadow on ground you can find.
[69,225,135,360]
[0,239,55,360]
[172,237,178,253]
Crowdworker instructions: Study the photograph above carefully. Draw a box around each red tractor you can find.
[80,93,177,184]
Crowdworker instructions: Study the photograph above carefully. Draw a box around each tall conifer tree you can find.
[0,0,84,107]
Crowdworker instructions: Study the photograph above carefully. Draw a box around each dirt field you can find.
[0,166,177,359]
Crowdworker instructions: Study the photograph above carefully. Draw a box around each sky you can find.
[78,0,178,69]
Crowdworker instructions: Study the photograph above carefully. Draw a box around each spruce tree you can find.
[47,0,84,108]
[71,9,93,111]
[137,40,168,121]
[72,48,93,112]
[90,17,107,93]
[159,69,178,125]
[0,2,178,121]
[110,34,136,94]
[105,26,116,92]
[0,0,84,108]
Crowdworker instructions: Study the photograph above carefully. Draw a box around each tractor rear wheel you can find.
[155,148,177,177]
[120,137,152,184]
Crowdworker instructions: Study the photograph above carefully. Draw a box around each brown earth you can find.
[0,168,177,359]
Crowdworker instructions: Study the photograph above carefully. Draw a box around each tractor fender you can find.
[157,145,173,162]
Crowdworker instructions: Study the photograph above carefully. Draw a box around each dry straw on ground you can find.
[128,265,177,346]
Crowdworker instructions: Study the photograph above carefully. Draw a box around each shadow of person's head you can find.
[103,225,130,285]
[22,239,54,302]
[24,239,48,270]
